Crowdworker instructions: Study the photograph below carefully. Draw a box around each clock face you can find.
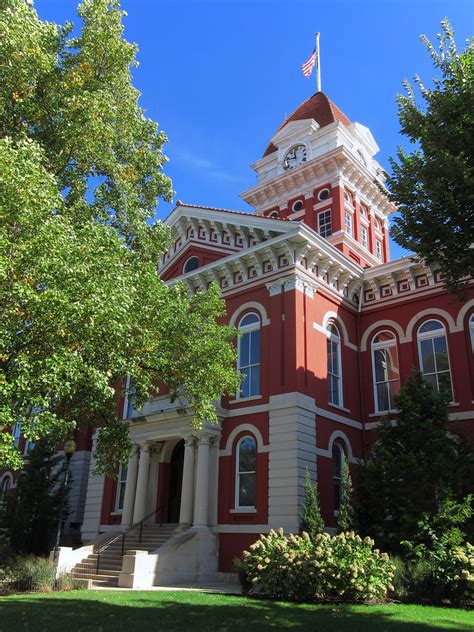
[283,144,307,170]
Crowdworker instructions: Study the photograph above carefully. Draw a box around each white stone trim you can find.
[220,423,269,456]
[229,302,270,328]
[313,311,358,351]
[360,320,407,351]
[217,524,269,533]
[455,299,474,331]
[267,272,317,298]
[405,308,458,340]
[315,406,362,429]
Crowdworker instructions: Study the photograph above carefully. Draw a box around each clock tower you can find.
[241,91,395,267]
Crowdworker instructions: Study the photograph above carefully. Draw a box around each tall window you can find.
[344,212,353,236]
[375,240,382,260]
[417,320,453,397]
[237,313,261,398]
[360,226,368,249]
[332,443,344,510]
[115,464,128,511]
[318,210,332,238]
[235,436,256,508]
[327,324,343,406]
[372,331,400,412]
[469,314,474,352]
[12,423,21,448]
[0,475,12,508]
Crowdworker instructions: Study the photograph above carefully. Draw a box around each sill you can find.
[369,410,398,417]
[328,402,351,414]
[111,510,123,516]
[229,395,262,404]
[230,508,257,514]
[448,402,460,407]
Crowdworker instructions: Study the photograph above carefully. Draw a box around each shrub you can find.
[300,469,324,540]
[9,556,55,592]
[237,529,395,603]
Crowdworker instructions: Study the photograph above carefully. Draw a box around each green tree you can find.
[0,0,239,475]
[336,456,354,533]
[1,440,67,555]
[387,20,474,295]
[300,468,324,540]
[356,371,474,552]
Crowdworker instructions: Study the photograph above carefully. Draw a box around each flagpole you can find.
[316,32,321,92]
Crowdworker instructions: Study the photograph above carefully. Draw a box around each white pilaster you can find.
[179,436,196,529]
[133,444,151,524]
[268,392,317,532]
[121,446,139,527]
[81,432,105,542]
[193,435,211,528]
[208,437,219,527]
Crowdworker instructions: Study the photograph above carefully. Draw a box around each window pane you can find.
[438,372,453,399]
[250,365,260,396]
[386,347,399,381]
[376,382,390,411]
[239,332,250,368]
[374,349,388,383]
[433,335,449,371]
[388,380,400,409]
[239,438,256,472]
[240,367,250,398]
[329,375,339,405]
[424,373,438,392]
[420,339,435,374]
[117,483,126,510]
[250,330,260,365]
[240,313,259,328]
[420,320,443,334]
[239,473,255,507]
[332,445,342,476]
[334,481,341,510]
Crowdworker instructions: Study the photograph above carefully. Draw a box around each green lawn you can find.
[0,590,472,631]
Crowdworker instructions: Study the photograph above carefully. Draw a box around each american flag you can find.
[301,48,317,78]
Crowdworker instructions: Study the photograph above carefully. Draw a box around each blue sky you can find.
[39,0,473,261]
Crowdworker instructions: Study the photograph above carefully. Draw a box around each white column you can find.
[121,446,139,526]
[179,437,196,529]
[193,434,211,528]
[132,444,151,524]
[208,437,219,527]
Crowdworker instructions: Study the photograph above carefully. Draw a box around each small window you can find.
[374,218,382,231]
[327,324,343,407]
[417,320,453,397]
[115,464,128,511]
[376,240,382,260]
[292,200,304,212]
[318,210,332,238]
[332,443,345,510]
[268,211,279,219]
[183,256,199,274]
[372,331,400,412]
[361,226,368,249]
[123,375,135,419]
[360,205,367,218]
[318,188,330,201]
[236,436,256,508]
[237,313,261,398]
[344,212,353,237]
[344,190,352,204]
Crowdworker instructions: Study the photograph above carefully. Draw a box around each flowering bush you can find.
[450,543,474,603]
[236,529,395,602]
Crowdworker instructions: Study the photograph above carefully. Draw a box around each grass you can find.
[0,589,472,631]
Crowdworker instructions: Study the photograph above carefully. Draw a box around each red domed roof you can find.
[263,91,351,157]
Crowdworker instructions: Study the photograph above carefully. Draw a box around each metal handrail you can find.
[95,505,164,575]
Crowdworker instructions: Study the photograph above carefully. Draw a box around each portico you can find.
[119,410,221,534]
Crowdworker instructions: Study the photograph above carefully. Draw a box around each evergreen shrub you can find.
[236,528,395,602]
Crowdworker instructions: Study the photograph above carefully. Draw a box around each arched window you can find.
[372,331,400,412]
[417,319,453,397]
[332,442,345,511]
[235,436,256,509]
[0,475,12,508]
[183,256,199,274]
[327,324,343,406]
[237,313,261,399]
[469,314,474,352]
[12,423,21,448]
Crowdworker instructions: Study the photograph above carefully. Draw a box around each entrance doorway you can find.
[167,440,184,523]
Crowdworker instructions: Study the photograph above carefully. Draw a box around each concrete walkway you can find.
[93,581,242,594]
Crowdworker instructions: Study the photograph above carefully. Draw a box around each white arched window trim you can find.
[327,323,343,408]
[182,255,200,274]
[236,312,261,400]
[0,473,13,507]
[234,435,257,511]
[469,313,474,353]
[417,319,453,398]
[371,330,400,413]
[332,441,346,512]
